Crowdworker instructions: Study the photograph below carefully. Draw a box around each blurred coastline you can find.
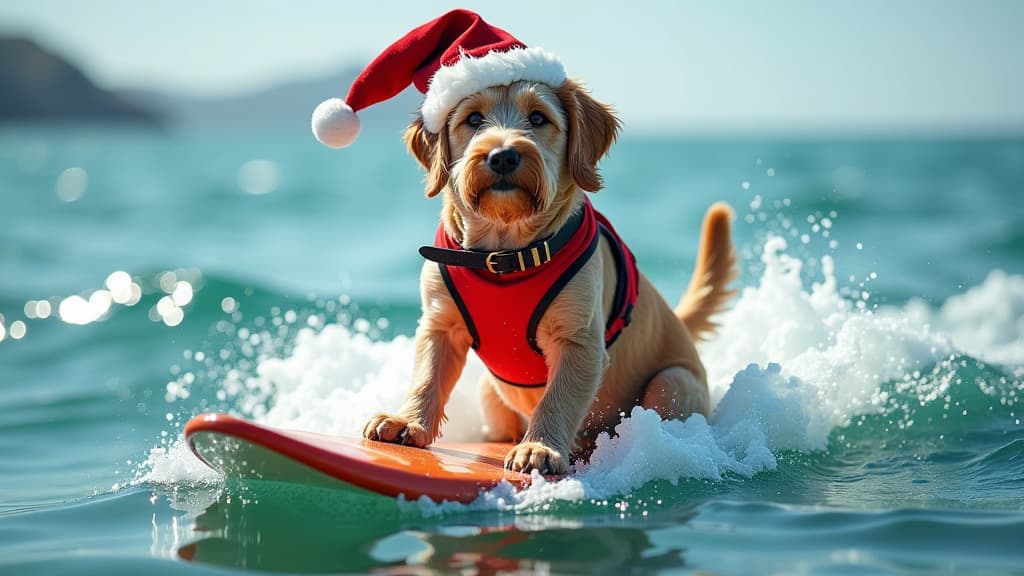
[3,34,1022,139]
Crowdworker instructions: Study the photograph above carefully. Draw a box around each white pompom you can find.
[311,98,360,148]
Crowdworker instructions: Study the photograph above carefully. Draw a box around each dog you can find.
[361,75,737,474]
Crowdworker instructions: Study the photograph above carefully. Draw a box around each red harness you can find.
[429,200,638,387]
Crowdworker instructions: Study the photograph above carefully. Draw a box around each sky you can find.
[1,0,1022,133]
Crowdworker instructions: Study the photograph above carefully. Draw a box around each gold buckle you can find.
[487,241,551,274]
[485,251,506,274]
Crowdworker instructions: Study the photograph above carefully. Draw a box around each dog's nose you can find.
[487,147,520,175]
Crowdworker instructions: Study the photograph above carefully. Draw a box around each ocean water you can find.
[1,127,1022,575]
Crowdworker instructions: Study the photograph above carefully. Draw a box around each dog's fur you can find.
[363,79,737,474]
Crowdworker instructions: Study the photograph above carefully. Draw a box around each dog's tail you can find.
[674,202,738,340]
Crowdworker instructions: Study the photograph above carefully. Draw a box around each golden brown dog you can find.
[363,78,737,474]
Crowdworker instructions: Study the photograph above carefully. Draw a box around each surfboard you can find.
[184,413,541,503]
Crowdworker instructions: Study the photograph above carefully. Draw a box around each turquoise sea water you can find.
[1,127,1022,575]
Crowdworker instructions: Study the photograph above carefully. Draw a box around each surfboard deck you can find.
[184,413,541,503]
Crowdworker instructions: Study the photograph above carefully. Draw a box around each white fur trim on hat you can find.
[420,47,566,133]
[312,98,361,148]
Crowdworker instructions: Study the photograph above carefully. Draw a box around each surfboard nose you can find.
[184,413,551,502]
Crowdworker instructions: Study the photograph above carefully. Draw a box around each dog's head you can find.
[405,78,620,234]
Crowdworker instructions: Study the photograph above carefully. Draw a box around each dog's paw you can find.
[362,413,430,447]
[504,442,567,475]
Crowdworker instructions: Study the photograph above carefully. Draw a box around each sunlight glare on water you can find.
[238,159,281,195]
[55,166,88,202]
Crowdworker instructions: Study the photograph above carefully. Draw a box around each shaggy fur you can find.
[363,79,737,474]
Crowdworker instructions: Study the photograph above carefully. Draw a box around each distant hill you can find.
[124,69,423,136]
[0,37,161,124]
[0,36,421,134]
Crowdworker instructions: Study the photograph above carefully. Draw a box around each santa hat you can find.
[312,9,566,148]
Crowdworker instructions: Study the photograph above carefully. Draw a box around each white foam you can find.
[413,401,778,516]
[138,236,1023,508]
[250,325,485,440]
[896,270,1024,365]
[139,440,222,486]
[700,237,957,447]
[415,360,867,515]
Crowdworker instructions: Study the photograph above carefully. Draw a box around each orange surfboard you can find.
[184,413,540,503]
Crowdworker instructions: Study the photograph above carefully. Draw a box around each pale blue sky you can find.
[2,0,1022,133]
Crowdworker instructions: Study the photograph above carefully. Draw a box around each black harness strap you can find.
[419,209,586,275]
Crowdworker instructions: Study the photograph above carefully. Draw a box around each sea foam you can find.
[897,270,1024,366]
[140,237,1024,511]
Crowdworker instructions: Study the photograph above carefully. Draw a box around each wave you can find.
[137,236,1024,512]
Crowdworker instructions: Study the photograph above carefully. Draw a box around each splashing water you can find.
[139,236,1023,513]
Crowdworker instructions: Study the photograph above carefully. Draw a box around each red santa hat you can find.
[312,9,566,148]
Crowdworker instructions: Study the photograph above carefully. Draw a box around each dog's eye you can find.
[528,111,549,127]
[466,112,485,129]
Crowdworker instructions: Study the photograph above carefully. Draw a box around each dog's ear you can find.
[404,116,450,198]
[558,78,621,192]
